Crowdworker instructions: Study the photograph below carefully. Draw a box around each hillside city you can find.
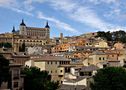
[1,20,126,90]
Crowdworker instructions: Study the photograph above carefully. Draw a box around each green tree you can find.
[0,42,12,48]
[0,54,9,86]
[4,42,12,48]
[91,67,126,90]
[96,30,126,43]
[115,30,126,43]
[22,67,59,90]
[106,31,112,41]
[95,31,111,41]
[96,31,106,40]
[0,43,3,48]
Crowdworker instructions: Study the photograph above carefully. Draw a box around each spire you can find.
[45,21,50,28]
[20,19,26,26]
[12,26,15,33]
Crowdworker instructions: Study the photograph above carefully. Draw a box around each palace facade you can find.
[0,19,50,52]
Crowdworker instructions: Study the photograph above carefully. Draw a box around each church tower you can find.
[12,26,19,52]
[45,21,50,29]
[19,19,27,35]
[45,21,50,43]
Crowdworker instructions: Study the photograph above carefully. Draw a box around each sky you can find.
[0,0,126,37]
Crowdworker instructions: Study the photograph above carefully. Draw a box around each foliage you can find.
[0,54,9,86]
[22,67,59,90]
[91,67,126,90]
[0,42,12,48]
[96,30,126,43]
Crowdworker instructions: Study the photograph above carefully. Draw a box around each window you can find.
[14,82,18,88]
[89,72,92,76]
[60,70,63,73]
[103,64,107,68]
[60,61,61,64]
[55,61,57,64]
[103,57,105,60]
[47,61,49,64]
[51,71,52,73]
[13,69,19,80]
[51,62,53,64]
[99,57,101,60]
[80,72,84,76]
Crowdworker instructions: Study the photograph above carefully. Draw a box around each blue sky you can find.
[0,0,126,37]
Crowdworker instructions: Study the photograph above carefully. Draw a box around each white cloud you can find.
[88,0,100,4]
[88,0,119,4]
[101,0,119,4]
[0,0,78,34]
[22,0,46,11]
[50,0,76,12]
[37,11,80,34]
[0,0,33,16]
[11,7,33,16]
[23,0,34,11]
[0,0,19,8]
[48,0,110,31]
[108,26,126,32]
[47,0,126,32]
[0,0,125,33]
[71,7,109,31]
[34,0,46,3]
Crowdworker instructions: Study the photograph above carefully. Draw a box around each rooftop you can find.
[26,27,48,30]
[80,65,99,72]
[30,55,70,61]
[57,84,86,90]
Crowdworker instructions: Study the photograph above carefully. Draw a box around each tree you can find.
[0,42,12,48]
[106,31,112,41]
[96,30,126,43]
[0,54,9,87]
[22,67,59,90]
[0,42,3,48]
[95,31,111,41]
[91,67,126,90]
[96,31,106,40]
[4,42,12,48]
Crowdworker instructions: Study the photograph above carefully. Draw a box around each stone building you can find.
[19,19,50,40]
[25,55,70,83]
[0,19,51,52]
[0,64,24,90]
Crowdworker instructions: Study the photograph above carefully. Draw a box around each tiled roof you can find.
[9,63,22,67]
[92,51,106,55]
[64,76,89,82]
[57,84,86,90]
[80,65,99,72]
[30,55,70,61]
